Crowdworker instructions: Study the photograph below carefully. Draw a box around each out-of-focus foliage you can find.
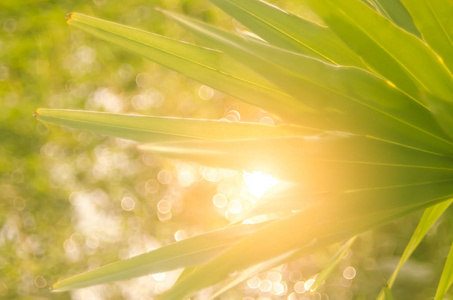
[2,0,453,300]
[0,0,233,299]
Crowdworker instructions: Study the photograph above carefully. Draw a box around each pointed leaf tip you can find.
[66,13,74,22]
[49,283,57,293]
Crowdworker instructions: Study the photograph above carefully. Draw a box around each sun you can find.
[243,171,280,199]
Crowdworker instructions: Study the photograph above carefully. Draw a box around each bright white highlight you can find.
[243,171,279,198]
[343,266,357,279]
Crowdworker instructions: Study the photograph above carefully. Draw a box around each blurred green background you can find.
[1,0,452,299]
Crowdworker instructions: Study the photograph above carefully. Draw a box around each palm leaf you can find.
[34,108,315,143]
[304,0,453,138]
[160,185,453,299]
[311,236,357,291]
[401,0,453,72]
[66,13,315,123]
[383,284,395,300]
[38,0,453,298]
[161,10,453,154]
[434,241,453,300]
[367,0,420,37]
[208,251,296,299]
[51,222,268,291]
[210,0,365,67]
[141,133,453,190]
[305,0,453,100]
[377,199,453,299]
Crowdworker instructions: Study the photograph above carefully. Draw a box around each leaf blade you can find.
[35,108,316,143]
[434,241,453,300]
[304,0,453,106]
[210,0,365,67]
[140,134,453,191]
[311,236,357,291]
[377,199,453,299]
[161,184,453,299]
[368,0,420,37]
[51,223,267,292]
[401,0,453,73]
[66,13,314,123]
[161,10,453,154]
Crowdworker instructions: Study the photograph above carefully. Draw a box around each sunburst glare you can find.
[243,171,280,199]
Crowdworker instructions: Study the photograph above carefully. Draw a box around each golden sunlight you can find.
[243,171,280,199]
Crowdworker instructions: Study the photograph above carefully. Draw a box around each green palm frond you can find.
[36,0,453,298]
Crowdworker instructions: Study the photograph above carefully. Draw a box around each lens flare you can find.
[243,171,279,198]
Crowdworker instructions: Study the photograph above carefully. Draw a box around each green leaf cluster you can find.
[35,0,453,298]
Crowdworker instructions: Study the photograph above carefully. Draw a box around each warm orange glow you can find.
[243,171,279,198]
